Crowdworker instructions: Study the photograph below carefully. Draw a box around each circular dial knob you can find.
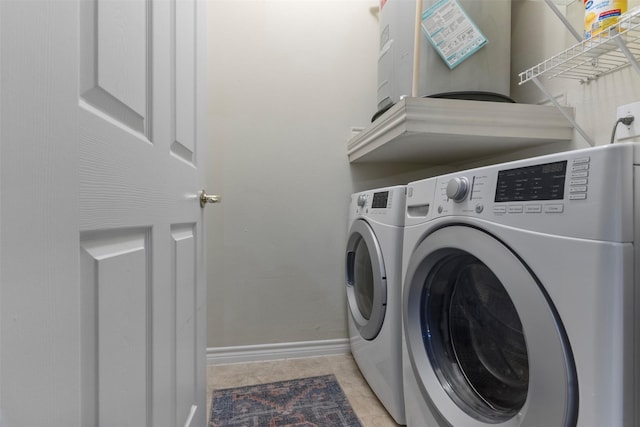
[357,194,367,207]
[446,177,470,202]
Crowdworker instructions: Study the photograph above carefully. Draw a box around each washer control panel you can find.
[407,143,635,241]
[568,156,590,200]
[435,159,579,216]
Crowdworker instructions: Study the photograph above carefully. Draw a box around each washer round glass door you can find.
[404,226,577,426]
[346,219,387,340]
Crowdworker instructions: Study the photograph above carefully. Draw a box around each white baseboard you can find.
[207,338,351,366]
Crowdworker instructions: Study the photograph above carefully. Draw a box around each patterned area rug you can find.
[209,374,363,427]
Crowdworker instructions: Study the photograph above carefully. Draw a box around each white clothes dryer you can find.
[401,143,640,427]
[346,185,406,425]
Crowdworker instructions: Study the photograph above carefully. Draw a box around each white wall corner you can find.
[207,339,351,366]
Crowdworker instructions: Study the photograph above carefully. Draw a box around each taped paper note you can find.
[421,0,487,69]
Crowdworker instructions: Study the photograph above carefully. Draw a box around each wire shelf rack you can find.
[519,9,640,85]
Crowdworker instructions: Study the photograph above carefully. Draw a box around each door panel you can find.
[80,0,149,135]
[172,224,197,426]
[79,1,205,426]
[97,0,147,119]
[80,229,151,427]
[0,1,208,426]
[173,0,196,162]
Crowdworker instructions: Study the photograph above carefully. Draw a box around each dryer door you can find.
[404,226,578,427]
[346,219,387,340]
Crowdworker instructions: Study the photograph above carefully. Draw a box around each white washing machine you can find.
[401,143,640,426]
[346,185,406,425]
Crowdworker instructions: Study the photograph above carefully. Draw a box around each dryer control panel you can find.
[350,185,406,227]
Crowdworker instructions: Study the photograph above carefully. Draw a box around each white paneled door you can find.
[0,1,208,426]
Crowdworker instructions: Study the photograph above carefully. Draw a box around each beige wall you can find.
[206,0,640,349]
[206,0,383,347]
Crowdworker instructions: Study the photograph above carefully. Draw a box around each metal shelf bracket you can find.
[543,0,582,42]
[531,77,596,146]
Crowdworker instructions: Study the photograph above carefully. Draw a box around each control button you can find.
[569,186,587,193]
[573,156,590,164]
[569,193,587,200]
[544,204,564,213]
[475,203,484,214]
[438,205,443,214]
[572,164,590,171]
[493,206,507,214]
[571,171,589,178]
[357,194,367,207]
[525,204,542,213]
[508,205,523,214]
[446,177,470,202]
[570,178,588,185]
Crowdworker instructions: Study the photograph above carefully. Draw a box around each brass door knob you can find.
[200,190,221,208]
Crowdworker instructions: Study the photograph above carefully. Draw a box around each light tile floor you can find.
[207,354,402,427]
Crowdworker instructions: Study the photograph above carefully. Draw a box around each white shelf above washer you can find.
[347,97,574,164]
